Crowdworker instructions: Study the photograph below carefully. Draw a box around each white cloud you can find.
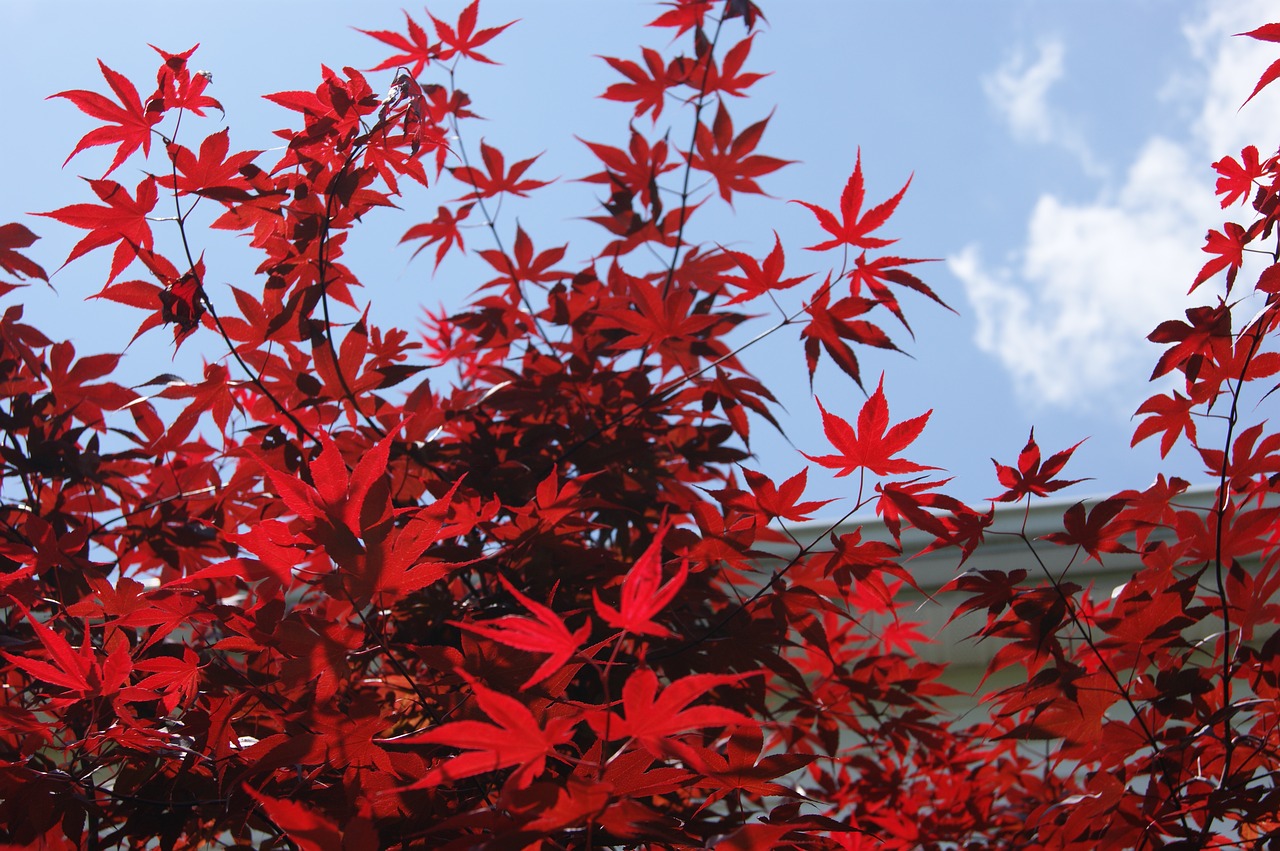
[983,38,1104,177]
[953,0,1280,411]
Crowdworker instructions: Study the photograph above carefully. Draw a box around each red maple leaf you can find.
[647,1,713,36]
[677,34,768,99]
[360,10,438,77]
[38,177,157,284]
[1042,498,1132,563]
[792,149,910,251]
[401,203,473,270]
[594,526,688,638]
[848,251,948,334]
[51,60,163,176]
[601,47,678,122]
[149,45,222,116]
[578,129,676,211]
[456,576,592,689]
[800,285,899,389]
[1131,391,1198,458]
[717,232,811,305]
[429,0,515,64]
[688,101,791,203]
[1212,145,1267,208]
[0,223,49,283]
[451,140,550,200]
[804,376,935,478]
[596,668,753,759]
[478,225,568,288]
[244,788,343,851]
[157,129,260,201]
[740,467,832,523]
[1238,23,1280,107]
[392,676,577,790]
[990,429,1086,503]
[1192,220,1259,292]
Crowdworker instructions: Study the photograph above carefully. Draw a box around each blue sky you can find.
[3,0,1279,509]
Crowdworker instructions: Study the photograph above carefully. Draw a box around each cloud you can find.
[953,0,1280,411]
[982,38,1103,176]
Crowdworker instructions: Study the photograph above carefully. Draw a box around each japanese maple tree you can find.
[2,1,1280,848]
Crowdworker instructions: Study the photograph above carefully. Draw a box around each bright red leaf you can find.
[804,376,935,478]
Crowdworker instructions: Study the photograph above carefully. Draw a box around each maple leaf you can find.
[594,525,688,638]
[244,788,343,851]
[601,47,678,122]
[792,149,910,251]
[391,676,577,790]
[688,101,791,203]
[1192,220,1258,293]
[804,376,936,478]
[1212,145,1266,208]
[429,0,515,64]
[130,649,202,713]
[51,59,163,176]
[254,429,395,555]
[359,10,438,76]
[597,668,754,759]
[1148,303,1233,381]
[477,225,568,289]
[152,250,208,339]
[1042,498,1132,563]
[0,222,49,283]
[717,232,811,305]
[450,140,550,200]
[990,429,1086,502]
[38,177,157,284]
[401,203,473,270]
[648,0,714,36]
[677,34,768,98]
[1238,23,1280,107]
[2,605,130,707]
[688,726,815,808]
[2,605,95,697]
[156,129,260,201]
[149,45,222,116]
[723,0,766,30]
[848,251,948,335]
[800,285,899,390]
[741,466,832,523]
[1131,390,1197,458]
[455,576,592,689]
[578,128,676,211]
[596,269,722,370]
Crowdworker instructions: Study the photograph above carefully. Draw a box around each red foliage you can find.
[2,3,1280,848]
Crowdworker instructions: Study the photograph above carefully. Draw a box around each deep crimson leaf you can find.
[0,222,48,282]
[688,101,791,203]
[244,788,342,851]
[601,47,678,121]
[401,203,472,269]
[990,429,1086,502]
[804,375,935,477]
